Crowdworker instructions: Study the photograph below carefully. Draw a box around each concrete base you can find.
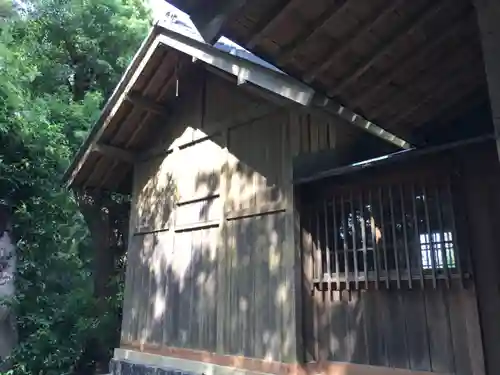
[110,358,196,375]
[111,348,267,375]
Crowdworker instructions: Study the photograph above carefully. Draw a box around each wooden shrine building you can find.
[64,1,500,374]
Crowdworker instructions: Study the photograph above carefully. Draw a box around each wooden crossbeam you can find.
[92,143,137,163]
[351,10,474,108]
[126,92,170,118]
[276,0,349,65]
[328,0,445,98]
[304,0,402,83]
[246,0,300,49]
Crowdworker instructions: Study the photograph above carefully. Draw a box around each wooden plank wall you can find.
[298,147,490,375]
[459,143,500,375]
[120,67,348,363]
[301,286,477,374]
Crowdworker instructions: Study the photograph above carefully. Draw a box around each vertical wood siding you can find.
[121,71,346,362]
[460,143,500,375]
[298,148,488,375]
[120,67,490,374]
[222,110,293,361]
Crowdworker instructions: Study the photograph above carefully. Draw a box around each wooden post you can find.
[474,0,500,160]
[472,3,500,374]
[0,203,16,370]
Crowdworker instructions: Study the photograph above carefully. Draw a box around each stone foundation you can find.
[110,358,196,375]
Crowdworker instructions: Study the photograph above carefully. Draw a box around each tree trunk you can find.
[0,204,16,371]
[75,190,129,374]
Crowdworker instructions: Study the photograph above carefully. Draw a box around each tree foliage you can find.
[0,1,151,374]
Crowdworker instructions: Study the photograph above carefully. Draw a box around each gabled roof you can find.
[63,22,410,193]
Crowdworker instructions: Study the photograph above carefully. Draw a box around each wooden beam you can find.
[389,60,483,129]
[92,143,137,163]
[63,31,162,188]
[408,87,488,145]
[126,92,170,118]
[402,78,485,134]
[125,60,186,150]
[156,29,315,106]
[81,158,104,190]
[311,95,412,149]
[388,60,482,129]
[204,60,412,150]
[276,0,349,65]
[246,0,300,49]
[303,0,402,83]
[429,88,489,130]
[367,39,479,121]
[328,0,445,98]
[101,161,133,192]
[97,160,118,190]
[203,65,296,108]
[351,10,474,108]
[125,61,184,158]
[475,0,500,164]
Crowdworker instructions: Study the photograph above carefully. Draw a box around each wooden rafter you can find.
[82,156,109,190]
[408,87,488,145]
[378,56,480,127]
[303,0,402,83]
[328,0,445,98]
[402,76,485,133]
[351,10,474,108]
[430,87,489,130]
[120,54,183,156]
[99,161,121,191]
[63,29,165,189]
[126,61,181,149]
[95,49,178,191]
[126,92,170,118]
[276,0,349,65]
[92,143,137,163]
[390,60,483,129]
[367,39,479,121]
[246,0,299,49]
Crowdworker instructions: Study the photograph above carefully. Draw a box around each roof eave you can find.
[62,24,162,189]
[63,22,413,191]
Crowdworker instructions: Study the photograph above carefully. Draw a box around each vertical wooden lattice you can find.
[303,178,468,291]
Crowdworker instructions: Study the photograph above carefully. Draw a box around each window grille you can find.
[302,179,469,291]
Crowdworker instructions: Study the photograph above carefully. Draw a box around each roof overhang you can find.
[63,22,412,192]
[168,0,488,145]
